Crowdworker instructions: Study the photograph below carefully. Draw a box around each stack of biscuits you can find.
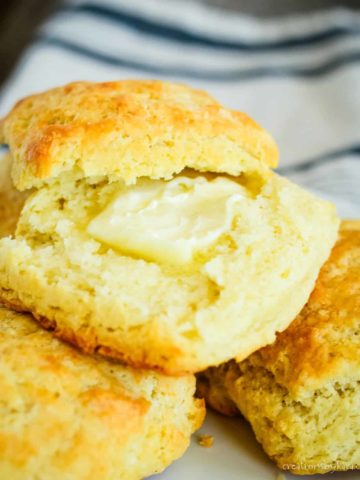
[0,79,357,479]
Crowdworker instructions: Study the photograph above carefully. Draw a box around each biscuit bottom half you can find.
[198,221,360,475]
[0,305,204,480]
[0,171,338,374]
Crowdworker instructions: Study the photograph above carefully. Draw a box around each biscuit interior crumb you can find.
[0,169,339,373]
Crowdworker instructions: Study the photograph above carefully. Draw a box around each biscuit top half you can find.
[249,221,360,392]
[0,80,278,190]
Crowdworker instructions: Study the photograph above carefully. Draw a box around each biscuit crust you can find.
[200,221,360,474]
[0,80,278,190]
[0,306,204,480]
[0,152,28,237]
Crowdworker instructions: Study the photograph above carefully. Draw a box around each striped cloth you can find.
[1,0,359,216]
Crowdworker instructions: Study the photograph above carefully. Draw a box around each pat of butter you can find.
[87,176,245,265]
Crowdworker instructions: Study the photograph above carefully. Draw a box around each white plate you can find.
[156,411,360,480]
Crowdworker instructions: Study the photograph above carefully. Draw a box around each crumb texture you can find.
[0,171,339,374]
[197,434,214,448]
[0,306,204,480]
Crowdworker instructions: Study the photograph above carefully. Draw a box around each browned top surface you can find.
[1,80,278,190]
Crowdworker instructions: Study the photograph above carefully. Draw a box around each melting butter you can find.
[87,176,245,265]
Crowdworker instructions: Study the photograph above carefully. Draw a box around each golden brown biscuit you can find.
[0,80,278,190]
[0,305,204,480]
[0,80,339,375]
[0,152,28,237]
[199,221,360,475]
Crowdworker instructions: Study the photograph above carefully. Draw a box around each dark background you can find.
[0,0,359,87]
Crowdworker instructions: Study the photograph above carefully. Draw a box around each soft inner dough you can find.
[0,168,338,374]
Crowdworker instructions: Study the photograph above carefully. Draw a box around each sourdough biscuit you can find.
[0,152,28,237]
[0,306,204,480]
[199,221,360,475]
[0,80,339,374]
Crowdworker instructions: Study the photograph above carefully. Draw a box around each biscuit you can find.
[0,80,339,374]
[0,305,204,480]
[0,151,28,238]
[0,80,278,190]
[199,221,360,474]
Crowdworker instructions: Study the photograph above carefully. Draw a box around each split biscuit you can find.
[0,80,339,374]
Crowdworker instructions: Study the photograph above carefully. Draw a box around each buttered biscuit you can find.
[199,221,360,475]
[0,80,339,374]
[0,306,204,480]
[0,152,28,237]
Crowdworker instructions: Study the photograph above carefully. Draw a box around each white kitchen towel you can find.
[1,0,359,216]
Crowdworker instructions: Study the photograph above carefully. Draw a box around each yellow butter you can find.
[87,175,245,265]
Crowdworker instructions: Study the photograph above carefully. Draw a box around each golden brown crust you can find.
[196,372,238,416]
[254,220,360,392]
[1,80,278,190]
[0,152,28,236]
[0,304,205,479]
[0,293,188,376]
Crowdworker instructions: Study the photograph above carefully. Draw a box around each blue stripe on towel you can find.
[278,144,360,174]
[64,3,360,52]
[39,35,360,81]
